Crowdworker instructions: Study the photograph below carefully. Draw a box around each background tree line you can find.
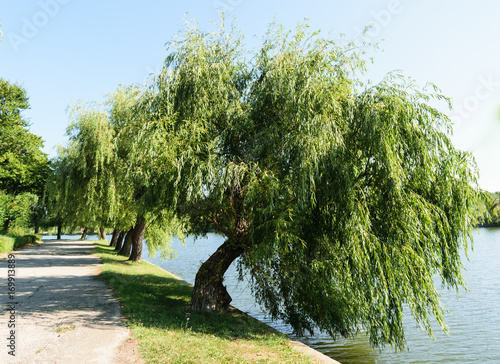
[480,191,500,225]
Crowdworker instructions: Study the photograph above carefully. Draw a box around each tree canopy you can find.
[0,79,48,196]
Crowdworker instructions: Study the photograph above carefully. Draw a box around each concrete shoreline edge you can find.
[141,258,340,364]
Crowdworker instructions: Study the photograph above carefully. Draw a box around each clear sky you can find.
[1,0,499,191]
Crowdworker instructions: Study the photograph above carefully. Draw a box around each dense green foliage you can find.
[45,87,184,256]
[47,19,483,350]
[0,80,48,196]
[481,191,500,224]
[0,231,41,253]
[42,102,118,236]
[0,79,48,233]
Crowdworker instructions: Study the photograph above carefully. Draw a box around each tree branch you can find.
[208,212,231,238]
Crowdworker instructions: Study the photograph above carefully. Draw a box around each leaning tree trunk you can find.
[189,239,245,311]
[118,228,134,256]
[110,229,119,247]
[128,217,146,262]
[57,225,62,240]
[80,228,88,240]
[115,231,125,251]
[99,227,107,241]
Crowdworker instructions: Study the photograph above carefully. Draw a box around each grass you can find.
[93,241,314,364]
[56,325,76,334]
[0,233,42,253]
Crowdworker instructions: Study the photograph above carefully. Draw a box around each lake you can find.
[44,228,500,362]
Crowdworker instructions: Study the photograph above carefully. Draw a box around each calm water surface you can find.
[45,228,500,362]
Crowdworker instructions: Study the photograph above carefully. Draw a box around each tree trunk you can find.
[99,227,107,241]
[4,219,12,232]
[128,217,146,262]
[57,225,62,240]
[189,239,245,311]
[118,228,134,256]
[80,228,88,240]
[115,231,125,251]
[110,229,119,247]
[34,225,40,234]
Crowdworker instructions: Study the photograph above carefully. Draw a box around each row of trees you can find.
[0,78,49,234]
[480,191,500,225]
[45,20,482,350]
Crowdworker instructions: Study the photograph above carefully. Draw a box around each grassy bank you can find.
[0,233,41,253]
[93,241,314,364]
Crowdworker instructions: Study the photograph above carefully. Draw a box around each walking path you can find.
[0,239,139,364]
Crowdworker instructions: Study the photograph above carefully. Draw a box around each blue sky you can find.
[1,1,500,191]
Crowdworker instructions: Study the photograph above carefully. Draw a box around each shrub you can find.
[0,233,41,253]
[0,235,15,253]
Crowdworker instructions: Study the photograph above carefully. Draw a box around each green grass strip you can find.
[93,241,313,364]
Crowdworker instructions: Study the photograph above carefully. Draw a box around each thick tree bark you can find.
[57,225,62,240]
[189,239,245,311]
[80,228,88,240]
[99,227,107,241]
[110,229,120,247]
[115,231,125,251]
[128,217,146,262]
[118,228,134,256]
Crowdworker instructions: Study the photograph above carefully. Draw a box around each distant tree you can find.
[44,152,71,238]
[136,20,482,350]
[55,102,116,234]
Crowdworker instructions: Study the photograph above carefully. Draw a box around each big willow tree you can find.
[137,20,479,349]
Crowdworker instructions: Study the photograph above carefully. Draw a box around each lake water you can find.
[141,228,500,363]
[44,228,500,362]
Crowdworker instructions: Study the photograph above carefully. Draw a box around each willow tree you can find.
[106,85,185,262]
[137,20,480,350]
[60,102,117,236]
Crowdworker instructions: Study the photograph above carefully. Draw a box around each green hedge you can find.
[0,234,41,253]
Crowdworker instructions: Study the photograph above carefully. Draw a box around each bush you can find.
[20,234,41,246]
[0,235,15,253]
[0,233,41,253]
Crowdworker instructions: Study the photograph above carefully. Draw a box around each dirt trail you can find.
[0,239,140,364]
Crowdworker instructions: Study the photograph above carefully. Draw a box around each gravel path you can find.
[0,239,139,364]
